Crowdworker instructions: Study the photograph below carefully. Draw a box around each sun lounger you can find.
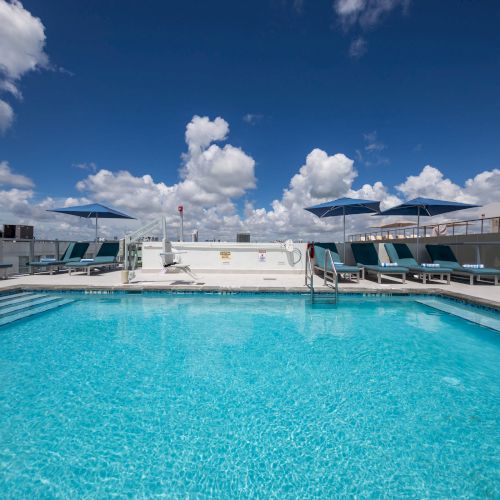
[0,263,12,279]
[385,243,451,284]
[351,243,408,284]
[426,244,500,285]
[29,242,90,274]
[66,242,119,275]
[313,243,362,282]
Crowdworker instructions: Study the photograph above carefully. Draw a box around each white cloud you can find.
[334,0,409,28]
[395,165,476,203]
[0,160,34,187]
[0,0,48,79]
[1,116,498,242]
[179,115,256,205]
[243,113,263,125]
[184,115,228,155]
[0,0,49,130]
[334,0,409,57]
[349,37,367,58]
[0,99,14,132]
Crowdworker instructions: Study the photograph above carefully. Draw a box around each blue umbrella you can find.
[48,203,135,241]
[305,197,381,260]
[376,197,479,261]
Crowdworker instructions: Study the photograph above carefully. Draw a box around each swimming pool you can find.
[0,293,498,497]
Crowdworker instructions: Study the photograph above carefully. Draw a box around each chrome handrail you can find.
[323,249,338,302]
[305,247,314,297]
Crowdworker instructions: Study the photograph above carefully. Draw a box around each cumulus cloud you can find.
[1,116,499,242]
[0,0,49,130]
[0,99,14,132]
[396,165,475,203]
[0,160,34,187]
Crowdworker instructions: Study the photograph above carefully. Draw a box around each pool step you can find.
[310,293,339,307]
[0,291,38,304]
[0,292,51,308]
[0,294,75,327]
[416,298,500,332]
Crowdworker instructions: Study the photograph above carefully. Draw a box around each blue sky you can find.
[0,0,499,239]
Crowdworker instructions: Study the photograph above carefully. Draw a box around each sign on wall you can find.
[258,249,267,262]
[219,251,231,263]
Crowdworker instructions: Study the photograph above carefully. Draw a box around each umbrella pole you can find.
[416,207,420,262]
[343,207,346,262]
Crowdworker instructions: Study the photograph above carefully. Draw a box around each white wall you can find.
[141,241,306,273]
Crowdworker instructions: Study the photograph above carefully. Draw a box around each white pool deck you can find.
[0,268,499,309]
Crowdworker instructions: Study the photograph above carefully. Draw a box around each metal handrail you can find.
[305,247,314,297]
[323,249,339,302]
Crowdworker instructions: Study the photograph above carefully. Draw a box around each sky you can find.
[0,0,499,241]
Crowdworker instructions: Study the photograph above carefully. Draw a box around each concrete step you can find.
[0,296,67,319]
[416,298,500,332]
[0,293,48,308]
[0,292,37,304]
[0,298,74,327]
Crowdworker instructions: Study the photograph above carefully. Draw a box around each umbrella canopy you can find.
[305,197,381,260]
[376,197,479,260]
[48,203,135,241]
[370,221,415,229]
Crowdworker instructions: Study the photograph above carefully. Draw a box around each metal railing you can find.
[305,246,315,298]
[349,216,500,242]
[322,249,339,301]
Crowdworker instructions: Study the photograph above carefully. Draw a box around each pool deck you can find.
[0,269,499,310]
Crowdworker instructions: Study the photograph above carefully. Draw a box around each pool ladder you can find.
[305,246,338,304]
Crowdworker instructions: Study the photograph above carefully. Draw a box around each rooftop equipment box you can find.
[3,225,34,239]
[236,232,251,243]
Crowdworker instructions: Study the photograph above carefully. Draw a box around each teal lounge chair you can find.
[29,242,90,275]
[0,263,12,279]
[385,243,451,285]
[66,242,120,275]
[426,244,500,285]
[314,243,362,282]
[351,243,408,284]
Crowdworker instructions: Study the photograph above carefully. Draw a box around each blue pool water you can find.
[0,293,498,497]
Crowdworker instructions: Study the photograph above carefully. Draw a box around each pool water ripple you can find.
[0,294,498,497]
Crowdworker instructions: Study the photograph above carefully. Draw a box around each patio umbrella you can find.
[375,197,479,261]
[48,203,135,241]
[305,197,381,261]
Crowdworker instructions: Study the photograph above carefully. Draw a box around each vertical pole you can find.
[95,214,99,256]
[181,211,184,242]
[343,207,346,263]
[416,207,420,262]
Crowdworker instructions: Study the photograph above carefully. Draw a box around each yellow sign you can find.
[220,251,231,263]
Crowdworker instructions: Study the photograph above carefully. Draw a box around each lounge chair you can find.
[426,244,500,285]
[0,263,12,279]
[313,243,362,282]
[29,242,90,275]
[66,242,120,275]
[385,243,451,284]
[351,243,408,284]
